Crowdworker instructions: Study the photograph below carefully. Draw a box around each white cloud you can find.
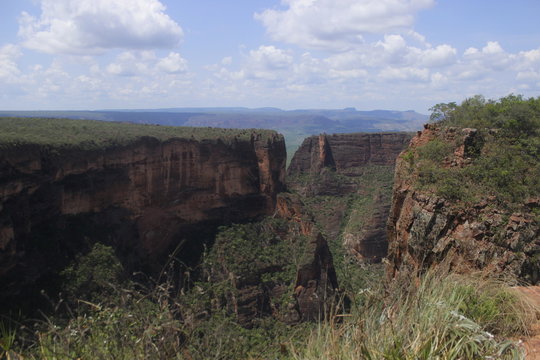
[0,44,22,81]
[249,45,293,70]
[221,56,233,66]
[482,41,503,55]
[106,52,141,76]
[377,34,407,54]
[255,0,435,51]
[157,52,188,73]
[105,51,188,76]
[461,41,514,74]
[18,0,183,55]
[225,45,294,80]
[419,44,457,67]
[517,71,540,81]
[520,48,540,64]
[379,66,429,81]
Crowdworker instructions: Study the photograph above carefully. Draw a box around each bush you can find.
[291,270,532,360]
[457,283,529,336]
[60,243,126,303]
[417,139,453,163]
[416,94,540,207]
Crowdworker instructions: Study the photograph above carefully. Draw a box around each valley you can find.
[0,94,538,359]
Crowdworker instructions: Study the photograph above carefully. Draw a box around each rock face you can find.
[0,134,286,304]
[200,192,338,327]
[288,132,412,263]
[288,132,412,177]
[387,125,540,283]
[276,193,338,321]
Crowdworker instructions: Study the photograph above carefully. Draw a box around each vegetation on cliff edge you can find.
[408,94,539,207]
[0,117,280,151]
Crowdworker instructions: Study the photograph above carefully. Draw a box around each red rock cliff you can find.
[288,132,412,176]
[0,133,286,300]
[287,132,412,263]
[387,125,539,283]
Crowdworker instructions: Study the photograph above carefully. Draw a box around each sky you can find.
[0,0,539,113]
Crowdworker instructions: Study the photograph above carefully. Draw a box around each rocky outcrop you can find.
[387,125,540,283]
[288,132,412,177]
[199,192,338,327]
[276,193,338,321]
[288,132,412,263]
[0,133,286,305]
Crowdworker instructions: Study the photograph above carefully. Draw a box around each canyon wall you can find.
[288,132,412,263]
[203,193,338,327]
[0,133,286,303]
[288,132,412,176]
[387,125,539,283]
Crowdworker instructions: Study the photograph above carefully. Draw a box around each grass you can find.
[291,269,534,360]
[2,243,534,359]
[0,117,281,151]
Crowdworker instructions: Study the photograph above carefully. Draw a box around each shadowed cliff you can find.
[0,118,287,309]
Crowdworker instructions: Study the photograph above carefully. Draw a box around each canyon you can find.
[1,117,537,331]
[288,132,413,263]
[0,132,286,307]
[0,122,412,324]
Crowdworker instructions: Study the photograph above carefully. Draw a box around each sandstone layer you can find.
[288,132,412,177]
[288,132,412,263]
[0,133,286,304]
[387,124,539,283]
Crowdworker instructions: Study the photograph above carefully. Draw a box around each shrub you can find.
[60,243,126,303]
[291,270,532,360]
[417,139,453,163]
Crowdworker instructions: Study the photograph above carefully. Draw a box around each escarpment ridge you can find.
[387,124,539,283]
[0,118,286,305]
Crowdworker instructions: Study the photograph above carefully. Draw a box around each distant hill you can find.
[0,107,427,161]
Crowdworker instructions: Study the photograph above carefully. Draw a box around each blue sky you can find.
[0,0,539,113]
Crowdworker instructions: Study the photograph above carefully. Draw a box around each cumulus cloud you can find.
[520,48,540,64]
[106,51,188,76]
[249,45,293,70]
[379,66,430,81]
[418,44,457,67]
[157,52,188,73]
[18,0,183,55]
[0,44,22,80]
[213,45,294,81]
[255,0,435,51]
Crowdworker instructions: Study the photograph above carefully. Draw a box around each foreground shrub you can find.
[31,286,184,360]
[291,270,533,360]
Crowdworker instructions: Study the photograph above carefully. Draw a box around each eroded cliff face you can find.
[195,192,338,327]
[288,132,412,177]
[276,193,338,322]
[0,134,286,303]
[288,132,412,263]
[387,125,540,283]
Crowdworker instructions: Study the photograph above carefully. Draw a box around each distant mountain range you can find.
[0,107,428,161]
